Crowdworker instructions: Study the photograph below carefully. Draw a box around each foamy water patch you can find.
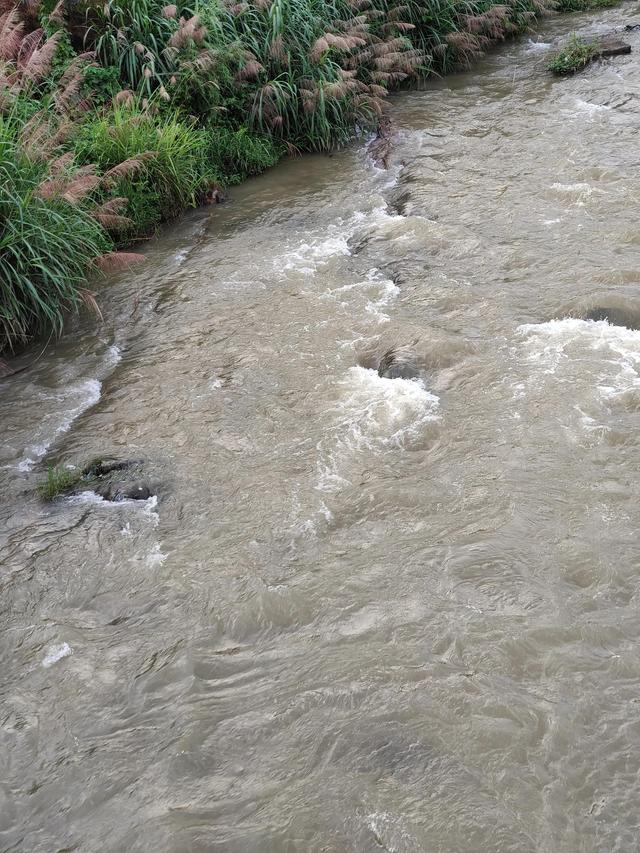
[365,277,400,323]
[365,811,421,852]
[516,318,640,411]
[275,202,405,278]
[573,98,611,118]
[106,344,122,367]
[66,491,160,525]
[526,39,551,51]
[333,367,439,448]
[146,542,167,567]
[42,643,72,668]
[323,269,400,323]
[549,182,598,207]
[277,233,351,275]
[316,367,439,492]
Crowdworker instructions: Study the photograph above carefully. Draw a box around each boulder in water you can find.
[85,456,155,501]
[94,480,153,502]
[377,345,422,380]
[82,457,143,477]
[582,306,638,327]
[556,294,640,330]
[596,37,632,58]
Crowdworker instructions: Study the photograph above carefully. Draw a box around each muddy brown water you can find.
[3,7,640,851]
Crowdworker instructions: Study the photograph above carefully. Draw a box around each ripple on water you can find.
[17,378,102,472]
[10,344,122,473]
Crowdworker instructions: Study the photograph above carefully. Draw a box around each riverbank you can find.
[0,0,622,354]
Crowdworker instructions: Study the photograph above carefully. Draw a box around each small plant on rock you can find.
[548,34,598,74]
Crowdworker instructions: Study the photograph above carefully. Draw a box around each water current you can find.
[3,6,640,850]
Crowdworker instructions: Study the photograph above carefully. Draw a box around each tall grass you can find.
[74,104,216,227]
[0,112,111,350]
[204,125,282,184]
[87,0,187,92]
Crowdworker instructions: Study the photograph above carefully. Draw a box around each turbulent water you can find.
[3,7,640,851]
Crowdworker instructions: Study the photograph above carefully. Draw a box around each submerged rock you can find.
[86,456,155,502]
[596,37,632,58]
[378,345,422,380]
[82,457,143,477]
[556,295,640,330]
[94,480,152,502]
[581,306,639,328]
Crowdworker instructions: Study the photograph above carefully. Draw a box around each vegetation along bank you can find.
[0,0,618,353]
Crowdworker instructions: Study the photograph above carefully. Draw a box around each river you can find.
[2,6,640,851]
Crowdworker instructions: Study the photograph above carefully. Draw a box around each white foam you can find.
[67,491,160,523]
[67,490,106,505]
[361,203,405,234]
[323,269,400,323]
[573,98,610,116]
[316,367,439,492]
[279,233,351,275]
[526,39,551,51]
[337,367,438,445]
[551,182,594,193]
[106,344,122,366]
[550,182,596,207]
[143,494,160,527]
[365,278,400,323]
[516,318,640,399]
[42,642,72,668]
[276,201,404,278]
[365,811,419,852]
[146,543,167,566]
[15,342,122,472]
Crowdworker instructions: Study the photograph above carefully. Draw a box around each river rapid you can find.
[3,6,640,851]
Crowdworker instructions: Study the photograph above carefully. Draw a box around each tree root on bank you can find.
[368,116,394,170]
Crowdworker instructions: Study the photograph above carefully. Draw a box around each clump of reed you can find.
[0,108,111,349]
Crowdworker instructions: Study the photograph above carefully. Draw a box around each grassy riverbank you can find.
[1,0,582,352]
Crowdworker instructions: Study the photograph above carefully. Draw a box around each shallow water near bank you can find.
[3,6,640,851]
